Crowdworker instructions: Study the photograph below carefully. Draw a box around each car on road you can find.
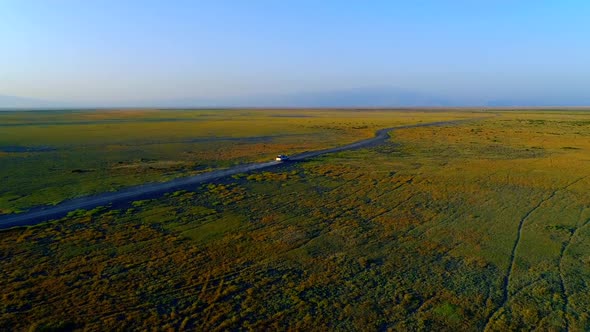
[275,154,290,161]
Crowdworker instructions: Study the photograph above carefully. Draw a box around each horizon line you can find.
[2,106,590,112]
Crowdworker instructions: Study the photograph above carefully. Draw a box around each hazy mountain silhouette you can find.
[3,89,587,109]
[0,95,67,109]
[148,87,454,108]
[233,88,453,107]
[485,99,590,107]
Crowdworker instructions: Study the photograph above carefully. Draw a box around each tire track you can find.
[483,176,587,331]
[557,212,590,332]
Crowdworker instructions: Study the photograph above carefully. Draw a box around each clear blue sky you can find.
[1,0,590,106]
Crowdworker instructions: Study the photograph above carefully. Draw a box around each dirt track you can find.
[0,118,480,230]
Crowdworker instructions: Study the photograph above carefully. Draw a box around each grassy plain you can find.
[0,109,474,214]
[1,109,590,330]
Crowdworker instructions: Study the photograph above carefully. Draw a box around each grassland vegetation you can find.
[1,110,590,330]
[0,109,475,214]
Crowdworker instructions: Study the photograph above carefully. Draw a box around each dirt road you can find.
[0,118,479,230]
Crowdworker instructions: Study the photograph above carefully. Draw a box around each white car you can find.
[275,154,290,161]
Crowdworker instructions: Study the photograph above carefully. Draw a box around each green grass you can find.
[2,109,590,330]
[0,109,477,214]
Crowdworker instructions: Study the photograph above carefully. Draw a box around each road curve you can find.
[0,117,480,230]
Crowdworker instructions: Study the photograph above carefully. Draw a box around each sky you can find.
[1,0,590,107]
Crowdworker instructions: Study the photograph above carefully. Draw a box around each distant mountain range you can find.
[0,88,455,109]
[209,88,455,108]
[1,89,588,109]
[0,95,68,110]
